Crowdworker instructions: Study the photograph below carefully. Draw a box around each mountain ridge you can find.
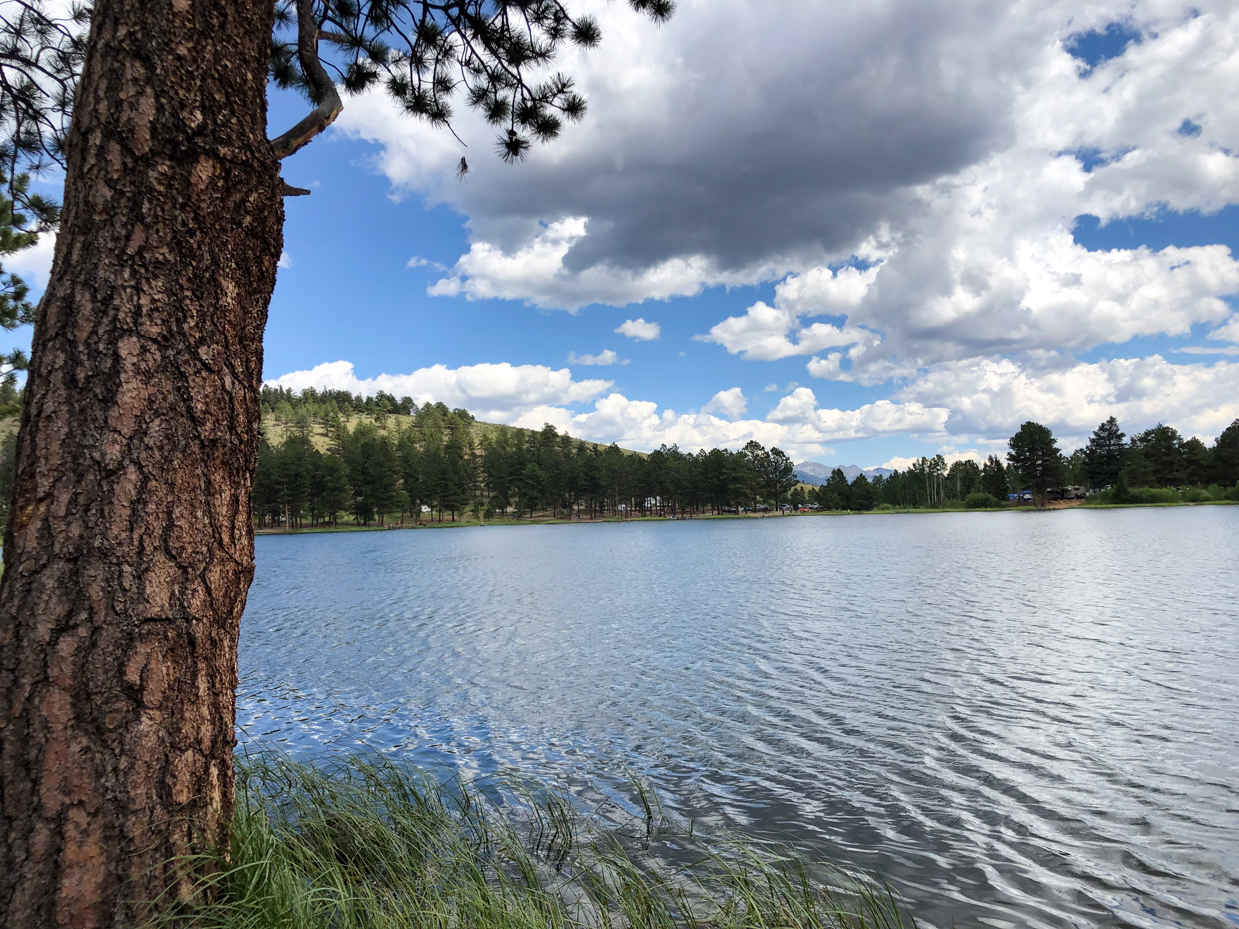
[794,461,894,485]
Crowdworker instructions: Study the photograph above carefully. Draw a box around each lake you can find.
[237,507,1239,929]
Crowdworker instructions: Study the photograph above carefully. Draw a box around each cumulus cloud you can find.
[338,0,1239,395]
[567,349,622,366]
[278,251,294,269]
[6,232,56,289]
[899,355,1239,445]
[701,387,748,421]
[768,387,950,440]
[335,0,1036,306]
[426,218,779,312]
[266,360,612,424]
[1209,315,1239,343]
[615,317,661,341]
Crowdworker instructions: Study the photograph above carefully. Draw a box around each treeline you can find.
[818,415,1239,512]
[1056,415,1239,504]
[255,389,1239,526]
[254,387,804,526]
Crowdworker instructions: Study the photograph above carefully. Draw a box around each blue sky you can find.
[8,0,1239,469]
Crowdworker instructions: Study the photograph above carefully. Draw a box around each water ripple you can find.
[238,507,1239,928]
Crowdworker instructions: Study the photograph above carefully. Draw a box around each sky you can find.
[7,0,1239,469]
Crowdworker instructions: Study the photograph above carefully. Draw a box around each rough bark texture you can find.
[0,0,281,926]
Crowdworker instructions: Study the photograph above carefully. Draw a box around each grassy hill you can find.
[260,409,644,457]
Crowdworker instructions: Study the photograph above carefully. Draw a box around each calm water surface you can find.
[238,508,1239,929]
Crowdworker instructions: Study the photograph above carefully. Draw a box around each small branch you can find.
[269,0,343,160]
[280,180,311,196]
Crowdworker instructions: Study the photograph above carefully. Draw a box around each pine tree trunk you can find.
[0,0,281,925]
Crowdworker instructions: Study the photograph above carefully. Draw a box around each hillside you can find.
[260,408,645,457]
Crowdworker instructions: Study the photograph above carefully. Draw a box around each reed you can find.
[146,752,917,929]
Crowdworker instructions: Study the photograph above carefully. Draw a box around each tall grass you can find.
[147,753,917,929]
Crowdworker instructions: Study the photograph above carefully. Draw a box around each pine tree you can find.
[1083,416,1127,489]
[1007,421,1065,506]
[1131,424,1183,488]
[1213,419,1239,486]
[849,473,875,511]
[980,454,1008,500]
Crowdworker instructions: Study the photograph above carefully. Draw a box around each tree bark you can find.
[0,0,280,926]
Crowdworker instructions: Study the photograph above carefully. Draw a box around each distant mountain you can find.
[794,462,894,485]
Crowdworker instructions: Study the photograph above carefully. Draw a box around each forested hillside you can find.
[257,387,1239,528]
[255,385,801,526]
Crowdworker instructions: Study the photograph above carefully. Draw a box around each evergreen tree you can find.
[980,454,1009,500]
[1007,421,1065,506]
[817,468,850,510]
[1213,419,1239,486]
[1180,436,1212,487]
[0,429,15,527]
[849,473,875,511]
[1083,416,1126,489]
[315,454,352,525]
[768,447,797,507]
[741,440,769,507]
[1131,424,1182,487]
[945,459,981,500]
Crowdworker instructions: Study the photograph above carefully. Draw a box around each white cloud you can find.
[1176,345,1239,356]
[428,219,777,312]
[338,0,1239,389]
[696,265,881,362]
[558,394,833,459]
[701,387,748,421]
[567,349,621,366]
[881,450,982,470]
[615,317,661,341]
[278,251,294,269]
[767,387,950,440]
[6,233,56,289]
[900,355,1239,445]
[1209,314,1239,343]
[266,360,612,423]
[407,255,447,271]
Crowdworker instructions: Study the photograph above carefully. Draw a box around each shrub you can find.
[964,492,1005,509]
[1128,487,1181,504]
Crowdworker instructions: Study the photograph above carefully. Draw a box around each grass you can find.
[146,753,917,929]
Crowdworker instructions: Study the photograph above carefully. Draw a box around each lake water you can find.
[237,508,1239,929]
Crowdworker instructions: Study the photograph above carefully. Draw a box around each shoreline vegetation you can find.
[241,388,1238,533]
[146,753,916,929]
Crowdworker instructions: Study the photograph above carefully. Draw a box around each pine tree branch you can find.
[269,0,343,160]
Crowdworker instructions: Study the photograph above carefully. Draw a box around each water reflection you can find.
[238,508,1239,928]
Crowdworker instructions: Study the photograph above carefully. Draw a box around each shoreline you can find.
[254,497,1238,536]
